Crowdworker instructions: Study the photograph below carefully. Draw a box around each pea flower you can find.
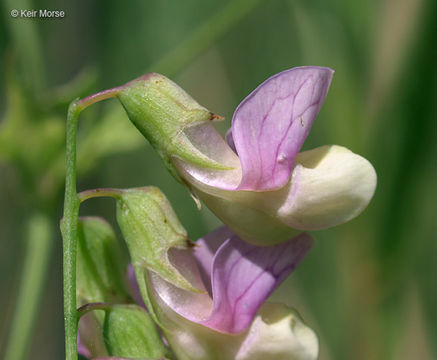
[130,226,318,360]
[76,188,318,359]
[114,66,377,245]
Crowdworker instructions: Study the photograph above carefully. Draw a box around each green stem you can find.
[150,0,267,76]
[4,213,52,360]
[77,302,140,319]
[62,100,81,360]
[77,188,121,203]
[77,302,113,318]
[62,91,120,360]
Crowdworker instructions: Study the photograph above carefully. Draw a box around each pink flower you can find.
[80,226,318,359]
[131,226,318,359]
[116,67,377,245]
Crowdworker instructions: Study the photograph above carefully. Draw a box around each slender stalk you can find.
[4,213,52,360]
[77,188,121,203]
[77,302,113,318]
[62,91,120,360]
[62,100,81,360]
[77,302,140,318]
[77,87,122,110]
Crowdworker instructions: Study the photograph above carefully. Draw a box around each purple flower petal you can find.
[151,229,313,334]
[225,128,237,154]
[232,66,333,191]
[202,232,313,333]
[193,226,234,294]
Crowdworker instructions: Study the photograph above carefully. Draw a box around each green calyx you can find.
[117,73,231,181]
[114,187,200,294]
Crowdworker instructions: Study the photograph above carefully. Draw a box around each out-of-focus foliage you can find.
[0,0,436,359]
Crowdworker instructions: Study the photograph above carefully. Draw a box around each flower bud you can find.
[117,73,230,181]
[103,305,169,359]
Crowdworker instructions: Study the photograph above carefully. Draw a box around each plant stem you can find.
[77,87,122,110]
[62,100,81,360]
[62,91,120,360]
[77,302,113,318]
[77,188,121,203]
[3,213,52,360]
[77,302,141,318]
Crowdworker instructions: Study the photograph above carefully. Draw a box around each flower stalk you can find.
[61,89,120,360]
[61,100,81,360]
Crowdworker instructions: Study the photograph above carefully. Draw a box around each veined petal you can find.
[203,232,313,333]
[177,67,333,193]
[193,226,234,294]
[149,229,313,334]
[231,66,333,191]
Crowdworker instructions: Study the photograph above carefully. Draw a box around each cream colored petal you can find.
[278,145,377,230]
[157,300,318,360]
[236,303,318,360]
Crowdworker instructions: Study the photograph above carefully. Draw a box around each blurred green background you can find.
[1,0,436,359]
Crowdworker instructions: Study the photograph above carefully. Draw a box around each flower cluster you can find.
[74,66,376,360]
